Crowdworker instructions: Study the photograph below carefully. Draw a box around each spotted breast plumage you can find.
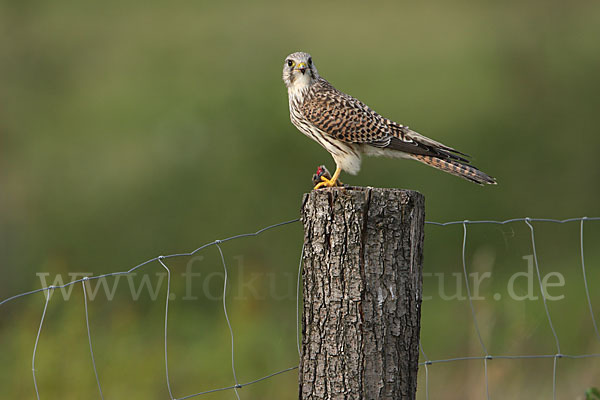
[282,51,497,189]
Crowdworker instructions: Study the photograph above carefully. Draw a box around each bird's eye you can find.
[308,57,312,65]
[287,59,294,67]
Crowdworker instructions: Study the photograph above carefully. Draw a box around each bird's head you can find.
[282,52,319,89]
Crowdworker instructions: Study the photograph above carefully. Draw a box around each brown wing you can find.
[301,79,471,163]
[300,80,392,147]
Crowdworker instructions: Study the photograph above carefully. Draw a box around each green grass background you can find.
[1,0,599,398]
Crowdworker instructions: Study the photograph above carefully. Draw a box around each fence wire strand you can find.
[580,217,600,343]
[525,218,561,354]
[461,222,490,399]
[82,279,104,400]
[1,216,599,399]
[419,342,430,400]
[157,256,175,400]
[215,242,241,400]
[461,222,489,356]
[525,218,561,400]
[32,288,52,400]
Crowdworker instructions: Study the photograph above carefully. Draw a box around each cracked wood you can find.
[300,187,425,400]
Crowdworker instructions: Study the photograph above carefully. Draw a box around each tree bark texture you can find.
[299,187,425,400]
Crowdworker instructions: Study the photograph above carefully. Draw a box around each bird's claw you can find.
[313,176,337,190]
[312,165,342,190]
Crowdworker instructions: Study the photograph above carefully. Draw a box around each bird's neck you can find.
[288,84,311,103]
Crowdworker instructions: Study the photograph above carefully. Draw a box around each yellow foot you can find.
[313,166,342,190]
[313,176,337,190]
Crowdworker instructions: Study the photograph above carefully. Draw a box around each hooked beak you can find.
[295,62,307,74]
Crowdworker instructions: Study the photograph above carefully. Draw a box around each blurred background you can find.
[1,0,599,398]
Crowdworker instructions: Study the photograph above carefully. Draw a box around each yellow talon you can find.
[313,167,342,190]
[313,177,333,190]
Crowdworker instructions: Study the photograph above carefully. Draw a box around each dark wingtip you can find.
[451,149,472,159]
[482,176,498,185]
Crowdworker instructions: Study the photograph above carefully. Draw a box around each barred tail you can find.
[411,155,497,185]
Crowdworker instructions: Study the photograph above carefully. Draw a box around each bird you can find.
[282,51,497,189]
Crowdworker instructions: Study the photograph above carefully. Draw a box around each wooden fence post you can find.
[299,187,425,400]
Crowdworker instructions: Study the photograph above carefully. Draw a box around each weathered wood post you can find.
[300,187,425,400]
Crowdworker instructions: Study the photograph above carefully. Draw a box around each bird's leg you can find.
[313,166,342,190]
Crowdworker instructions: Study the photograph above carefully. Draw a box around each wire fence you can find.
[420,217,600,400]
[1,216,599,399]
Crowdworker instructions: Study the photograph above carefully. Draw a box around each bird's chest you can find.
[288,95,322,142]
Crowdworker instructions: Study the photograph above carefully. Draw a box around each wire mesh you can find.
[1,216,599,399]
